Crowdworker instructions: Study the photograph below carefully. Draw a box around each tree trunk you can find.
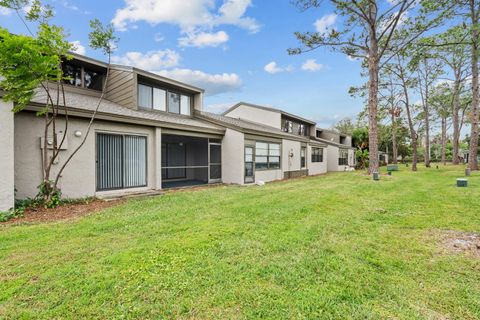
[400,73,417,171]
[441,116,447,165]
[367,8,379,174]
[424,107,431,167]
[391,111,398,164]
[452,79,461,164]
[469,0,480,170]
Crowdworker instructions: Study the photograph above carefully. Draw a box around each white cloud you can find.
[70,41,86,55]
[155,68,242,96]
[112,0,259,32]
[301,59,323,72]
[216,0,260,33]
[112,50,180,69]
[179,30,229,48]
[0,6,12,15]
[264,61,282,74]
[112,0,259,48]
[264,61,294,74]
[314,13,337,33]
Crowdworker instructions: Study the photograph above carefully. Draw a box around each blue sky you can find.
[0,0,365,128]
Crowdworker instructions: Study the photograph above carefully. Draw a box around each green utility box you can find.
[387,164,399,171]
[457,178,468,187]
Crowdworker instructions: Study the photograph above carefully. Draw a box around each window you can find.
[255,142,281,170]
[153,88,166,111]
[301,147,306,168]
[138,84,152,109]
[316,130,322,138]
[84,69,104,90]
[283,120,293,133]
[168,91,180,114]
[339,149,349,165]
[299,124,306,136]
[138,84,191,115]
[180,95,191,116]
[62,63,82,87]
[283,119,308,136]
[62,62,104,91]
[311,147,323,163]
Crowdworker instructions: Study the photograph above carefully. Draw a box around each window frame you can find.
[338,149,349,166]
[62,61,105,91]
[311,147,323,163]
[300,146,306,168]
[254,141,281,171]
[137,83,192,116]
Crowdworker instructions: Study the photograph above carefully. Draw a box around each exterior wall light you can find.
[74,130,82,137]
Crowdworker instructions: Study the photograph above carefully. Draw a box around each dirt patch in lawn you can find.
[441,230,480,258]
[2,199,123,225]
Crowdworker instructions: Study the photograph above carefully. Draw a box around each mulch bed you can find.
[1,199,123,225]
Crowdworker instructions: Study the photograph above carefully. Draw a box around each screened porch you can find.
[161,134,221,189]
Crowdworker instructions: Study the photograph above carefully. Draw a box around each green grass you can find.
[1,165,479,319]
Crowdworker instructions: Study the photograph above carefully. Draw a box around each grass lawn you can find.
[1,165,479,319]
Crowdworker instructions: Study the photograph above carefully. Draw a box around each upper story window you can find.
[62,62,104,91]
[283,120,293,133]
[283,119,308,136]
[298,124,306,136]
[316,130,322,138]
[138,83,191,116]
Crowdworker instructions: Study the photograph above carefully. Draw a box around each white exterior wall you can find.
[221,128,244,184]
[0,101,15,211]
[308,145,327,175]
[282,139,302,172]
[225,104,282,129]
[326,145,339,172]
[155,128,162,190]
[14,112,157,199]
[255,169,282,183]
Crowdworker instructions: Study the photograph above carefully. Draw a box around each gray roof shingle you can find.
[30,88,224,132]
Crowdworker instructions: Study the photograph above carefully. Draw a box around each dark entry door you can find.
[245,146,254,183]
[209,143,222,182]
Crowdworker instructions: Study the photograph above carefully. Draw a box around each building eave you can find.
[23,104,225,135]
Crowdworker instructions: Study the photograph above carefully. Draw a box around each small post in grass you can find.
[373,172,380,181]
[465,167,471,176]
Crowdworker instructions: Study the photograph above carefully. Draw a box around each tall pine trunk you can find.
[441,116,447,165]
[392,111,398,164]
[367,7,379,174]
[452,79,461,164]
[469,0,480,170]
[424,109,431,167]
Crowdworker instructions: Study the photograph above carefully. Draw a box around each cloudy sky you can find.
[0,0,366,128]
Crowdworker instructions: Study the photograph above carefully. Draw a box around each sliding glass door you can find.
[96,133,147,191]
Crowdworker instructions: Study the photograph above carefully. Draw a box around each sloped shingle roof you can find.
[196,111,312,141]
[29,88,224,133]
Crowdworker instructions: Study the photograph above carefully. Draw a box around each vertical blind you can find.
[97,133,147,191]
